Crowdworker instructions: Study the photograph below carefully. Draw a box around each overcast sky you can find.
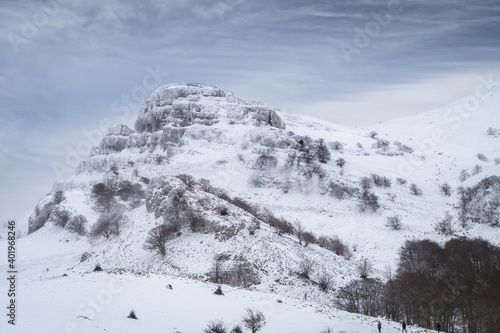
[1,0,500,230]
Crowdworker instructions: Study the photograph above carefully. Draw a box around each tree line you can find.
[335,238,500,333]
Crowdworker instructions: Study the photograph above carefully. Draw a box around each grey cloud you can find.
[1,0,500,225]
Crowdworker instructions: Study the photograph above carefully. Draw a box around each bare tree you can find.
[335,278,383,316]
[143,224,177,256]
[440,182,452,196]
[359,191,380,212]
[316,139,331,163]
[360,177,373,191]
[203,319,228,333]
[435,211,454,236]
[386,215,402,230]
[242,309,266,333]
[459,169,470,182]
[303,231,317,247]
[254,152,277,170]
[396,178,407,185]
[357,258,373,279]
[295,221,304,245]
[471,164,483,176]
[66,215,88,235]
[336,157,346,168]
[476,153,488,162]
[90,208,125,239]
[409,183,423,196]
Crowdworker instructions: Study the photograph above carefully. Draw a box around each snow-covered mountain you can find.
[3,82,500,333]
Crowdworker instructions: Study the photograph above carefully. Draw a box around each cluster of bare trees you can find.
[91,179,145,212]
[335,238,500,333]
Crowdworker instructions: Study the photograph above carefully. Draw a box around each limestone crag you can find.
[134,83,285,131]
[76,83,286,175]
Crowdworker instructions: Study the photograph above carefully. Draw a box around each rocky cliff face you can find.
[76,83,285,175]
[134,83,285,132]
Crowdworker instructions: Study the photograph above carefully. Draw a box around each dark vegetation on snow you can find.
[335,238,500,333]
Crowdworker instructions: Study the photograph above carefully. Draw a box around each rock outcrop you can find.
[134,83,285,132]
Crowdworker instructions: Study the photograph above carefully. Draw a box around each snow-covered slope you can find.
[3,82,500,332]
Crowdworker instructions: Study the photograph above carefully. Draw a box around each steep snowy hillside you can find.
[5,82,500,332]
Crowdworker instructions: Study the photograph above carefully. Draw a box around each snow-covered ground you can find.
[0,234,425,333]
[2,82,500,332]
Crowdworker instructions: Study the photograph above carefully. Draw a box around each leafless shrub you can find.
[393,141,414,153]
[396,177,407,185]
[231,197,259,217]
[50,206,72,228]
[409,183,423,196]
[317,236,352,257]
[327,181,358,200]
[359,191,380,212]
[471,164,483,176]
[357,258,373,279]
[143,224,178,256]
[386,215,402,230]
[440,182,452,196]
[298,257,315,279]
[242,309,266,333]
[203,319,228,333]
[176,173,197,188]
[477,153,488,162]
[265,213,294,235]
[331,141,344,151]
[316,138,331,163]
[66,215,88,235]
[295,221,304,244]
[230,325,243,333]
[199,178,214,192]
[459,169,470,182]
[209,256,259,287]
[435,211,454,236]
[90,208,125,239]
[382,177,392,187]
[91,183,115,211]
[373,138,390,150]
[254,152,277,170]
[372,175,391,188]
[303,231,317,247]
[247,218,260,235]
[487,127,498,135]
[318,272,332,292]
[360,177,373,191]
[217,205,229,216]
